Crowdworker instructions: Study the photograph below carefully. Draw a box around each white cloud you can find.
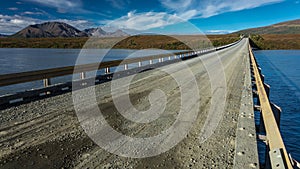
[103,0,283,32]
[23,0,82,13]
[160,0,284,18]
[22,11,43,15]
[160,0,193,12]
[106,0,129,9]
[104,11,183,31]
[8,7,18,11]
[23,0,109,16]
[21,8,51,16]
[127,11,135,18]
[0,14,39,34]
[205,30,236,34]
[24,0,80,8]
[10,19,25,24]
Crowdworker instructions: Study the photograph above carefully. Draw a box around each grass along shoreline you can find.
[0,35,240,50]
[1,34,299,50]
[249,34,300,50]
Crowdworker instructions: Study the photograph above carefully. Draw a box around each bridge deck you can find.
[0,39,257,168]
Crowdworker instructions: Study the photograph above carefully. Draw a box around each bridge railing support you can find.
[0,39,243,108]
[249,44,294,169]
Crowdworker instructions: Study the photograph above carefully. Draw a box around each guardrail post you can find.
[80,72,86,79]
[169,56,171,60]
[174,55,177,59]
[260,74,265,82]
[105,67,110,74]
[258,112,266,133]
[264,83,270,97]
[138,61,142,67]
[265,146,272,169]
[149,60,153,64]
[80,72,87,86]
[43,78,51,87]
[271,103,282,128]
[258,67,262,74]
[158,58,162,63]
[124,64,128,70]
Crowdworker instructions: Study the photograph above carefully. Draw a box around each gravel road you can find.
[0,39,250,168]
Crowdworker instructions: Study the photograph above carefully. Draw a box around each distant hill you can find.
[11,22,88,38]
[83,28,129,37]
[9,22,130,38]
[236,19,300,34]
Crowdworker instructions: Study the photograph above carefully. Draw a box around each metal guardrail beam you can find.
[249,44,293,169]
[0,50,190,87]
[0,39,242,88]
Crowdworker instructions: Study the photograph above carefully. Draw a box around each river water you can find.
[254,50,300,162]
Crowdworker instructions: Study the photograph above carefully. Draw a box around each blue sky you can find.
[0,0,299,34]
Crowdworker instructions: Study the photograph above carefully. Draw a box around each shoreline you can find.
[0,34,240,50]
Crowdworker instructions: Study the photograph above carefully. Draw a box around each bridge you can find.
[0,38,297,168]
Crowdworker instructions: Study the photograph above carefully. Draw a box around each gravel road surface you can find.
[0,39,250,168]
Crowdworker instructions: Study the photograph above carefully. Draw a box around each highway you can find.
[0,39,251,168]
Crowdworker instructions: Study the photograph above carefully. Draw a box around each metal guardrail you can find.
[0,39,241,88]
[0,51,191,87]
[0,39,242,108]
[249,44,293,169]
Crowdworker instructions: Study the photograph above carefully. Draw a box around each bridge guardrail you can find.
[249,44,293,169]
[0,39,242,108]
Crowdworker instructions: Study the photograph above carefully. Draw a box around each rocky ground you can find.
[0,39,249,168]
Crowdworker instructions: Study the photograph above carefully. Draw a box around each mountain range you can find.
[10,22,129,38]
[235,19,300,34]
[5,19,300,38]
